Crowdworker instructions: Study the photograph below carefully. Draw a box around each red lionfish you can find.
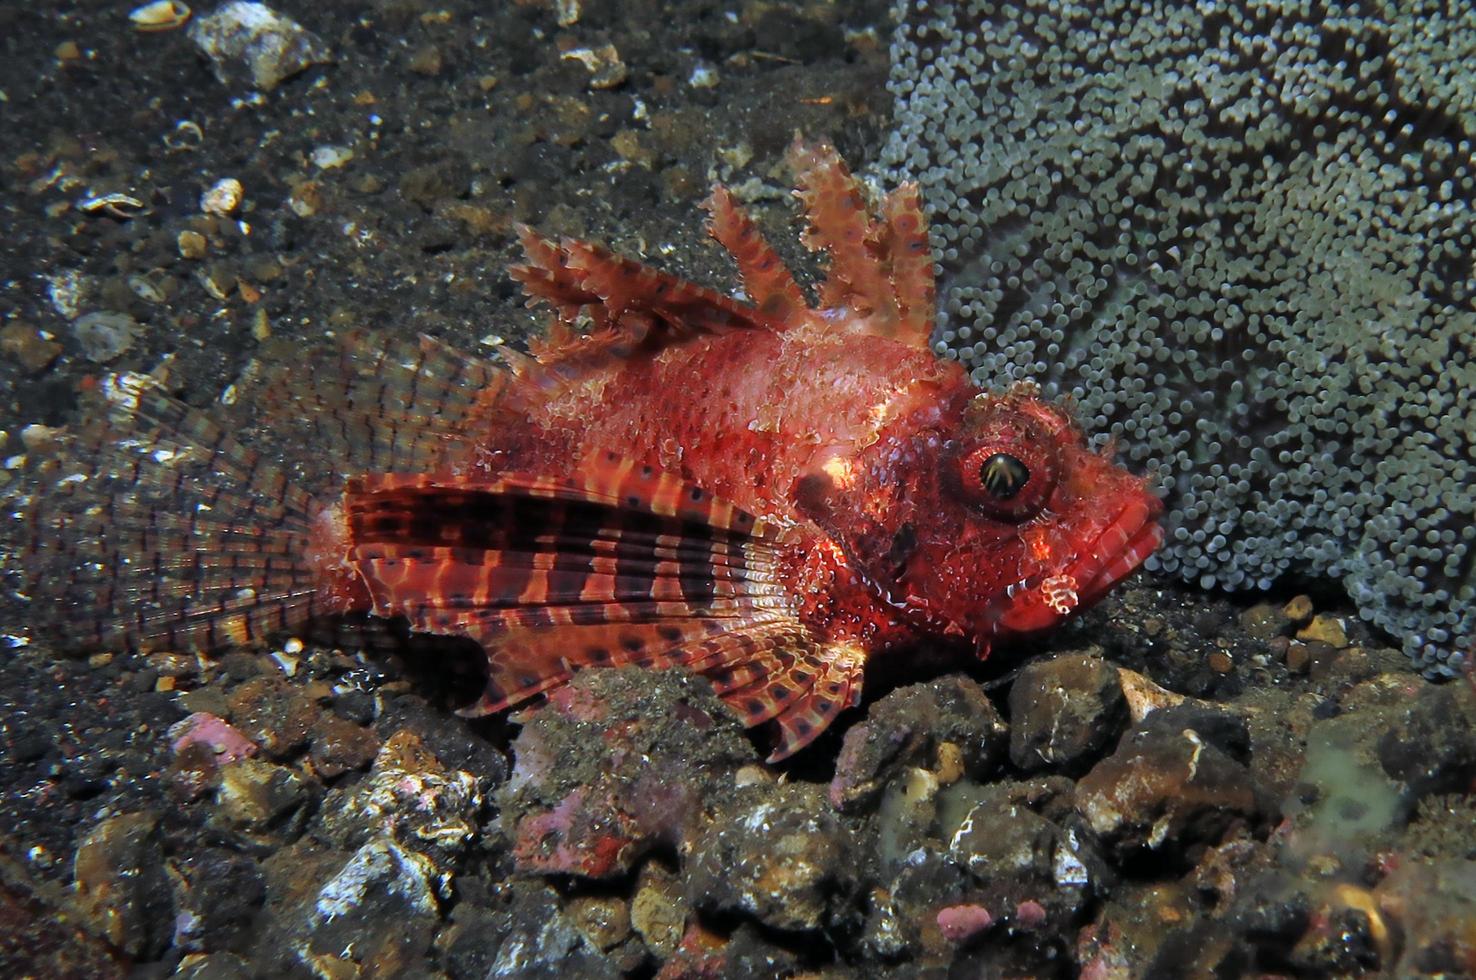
[23,139,1162,761]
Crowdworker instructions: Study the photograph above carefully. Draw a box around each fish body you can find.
[25,140,1162,760]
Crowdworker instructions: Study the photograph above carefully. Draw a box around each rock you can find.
[227,675,317,758]
[1075,706,1262,865]
[188,1,331,92]
[169,711,258,765]
[500,668,755,880]
[211,757,308,834]
[685,783,858,933]
[72,812,173,959]
[1239,601,1293,641]
[439,881,619,980]
[307,713,380,779]
[71,311,137,363]
[948,790,1105,927]
[1378,684,1476,799]
[0,320,62,373]
[830,675,1008,813]
[630,861,685,958]
[1297,614,1350,648]
[565,893,637,965]
[168,848,266,953]
[654,922,799,980]
[317,729,481,862]
[299,837,441,978]
[1008,652,1129,774]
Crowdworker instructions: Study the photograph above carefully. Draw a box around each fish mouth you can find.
[996,496,1163,635]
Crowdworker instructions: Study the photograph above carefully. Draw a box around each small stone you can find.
[212,758,307,831]
[169,849,266,953]
[72,812,173,958]
[227,675,316,757]
[200,177,243,216]
[188,1,332,92]
[1009,652,1128,775]
[310,144,354,170]
[1282,594,1315,626]
[308,714,380,779]
[686,784,857,933]
[177,229,208,259]
[407,43,442,77]
[561,43,627,90]
[567,893,633,953]
[169,711,258,765]
[1378,685,1476,799]
[0,321,62,373]
[630,862,684,957]
[317,730,481,858]
[611,129,655,168]
[71,311,138,363]
[1297,614,1350,648]
[830,675,1008,813]
[302,838,440,976]
[1075,706,1262,865]
[1239,602,1292,641]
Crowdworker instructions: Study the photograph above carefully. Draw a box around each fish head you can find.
[819,385,1163,649]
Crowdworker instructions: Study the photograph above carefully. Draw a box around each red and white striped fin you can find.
[337,456,871,759]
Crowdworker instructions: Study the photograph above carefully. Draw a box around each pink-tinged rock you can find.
[936,903,994,943]
[168,712,258,765]
[1015,899,1048,929]
[512,787,642,878]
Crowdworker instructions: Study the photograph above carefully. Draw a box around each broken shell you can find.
[163,120,204,152]
[200,177,243,216]
[130,0,191,32]
[77,193,148,219]
[561,44,628,90]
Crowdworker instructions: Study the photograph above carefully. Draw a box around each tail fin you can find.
[21,371,327,652]
[17,332,498,654]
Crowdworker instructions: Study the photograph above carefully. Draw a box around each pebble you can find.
[1008,652,1129,775]
[188,2,331,92]
[1074,705,1262,864]
[211,757,308,832]
[71,311,138,363]
[0,321,62,372]
[300,837,440,976]
[829,675,1008,813]
[685,783,858,933]
[72,812,173,958]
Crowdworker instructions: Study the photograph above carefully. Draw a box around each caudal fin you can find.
[22,371,327,652]
[18,332,499,653]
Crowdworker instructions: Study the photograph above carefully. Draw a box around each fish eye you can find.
[957,438,1058,520]
[979,453,1029,500]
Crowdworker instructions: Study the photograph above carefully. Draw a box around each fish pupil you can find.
[981,453,1029,499]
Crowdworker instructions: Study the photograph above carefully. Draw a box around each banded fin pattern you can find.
[22,372,325,652]
[786,138,936,347]
[19,330,503,653]
[337,458,849,760]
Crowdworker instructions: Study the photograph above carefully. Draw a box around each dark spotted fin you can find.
[340,451,864,761]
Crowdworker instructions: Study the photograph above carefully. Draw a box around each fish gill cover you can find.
[880,0,1476,675]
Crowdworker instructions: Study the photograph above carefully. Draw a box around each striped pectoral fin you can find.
[710,638,868,763]
[340,456,808,719]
